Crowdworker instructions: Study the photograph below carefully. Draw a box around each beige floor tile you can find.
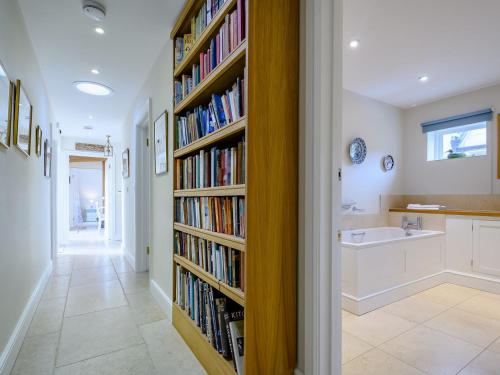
[11,332,59,375]
[458,350,500,375]
[424,308,500,347]
[27,297,66,337]
[456,295,500,321]
[342,331,373,364]
[55,344,157,375]
[57,306,143,367]
[381,294,450,323]
[140,319,206,374]
[112,258,134,273]
[380,326,483,375]
[417,283,481,307]
[342,309,356,320]
[42,275,70,300]
[72,255,112,270]
[53,262,73,276]
[70,265,117,287]
[118,272,150,294]
[127,291,166,326]
[342,309,416,346]
[342,348,426,375]
[479,291,500,302]
[65,280,128,317]
[489,337,500,354]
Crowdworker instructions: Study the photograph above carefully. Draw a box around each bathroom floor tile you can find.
[417,283,481,307]
[65,280,128,317]
[112,257,134,273]
[127,290,166,326]
[342,331,373,364]
[70,265,117,287]
[53,262,73,276]
[72,255,112,270]
[455,295,500,321]
[458,350,500,375]
[57,306,143,366]
[379,326,482,375]
[42,275,70,300]
[489,337,500,354]
[118,271,150,294]
[381,293,450,323]
[342,310,416,346]
[342,309,356,320]
[342,348,426,375]
[27,297,66,337]
[140,319,205,374]
[11,332,59,375]
[54,344,157,375]
[424,308,500,347]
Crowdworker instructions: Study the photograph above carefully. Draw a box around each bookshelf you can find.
[171,0,298,374]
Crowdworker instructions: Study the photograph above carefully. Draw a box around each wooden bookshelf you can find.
[171,0,298,373]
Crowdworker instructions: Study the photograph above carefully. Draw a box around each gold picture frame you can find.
[0,61,13,148]
[35,125,42,157]
[13,79,33,157]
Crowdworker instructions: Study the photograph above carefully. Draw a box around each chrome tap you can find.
[402,216,422,235]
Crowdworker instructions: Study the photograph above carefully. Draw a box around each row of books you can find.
[175,139,245,189]
[192,1,246,84]
[174,0,228,66]
[175,196,245,238]
[175,231,244,290]
[175,77,245,149]
[176,266,244,374]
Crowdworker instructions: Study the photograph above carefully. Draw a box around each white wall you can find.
[0,0,54,371]
[342,89,404,213]
[122,41,173,300]
[403,84,500,195]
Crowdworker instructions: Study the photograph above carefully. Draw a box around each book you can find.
[224,308,244,374]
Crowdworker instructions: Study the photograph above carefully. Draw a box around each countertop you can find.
[389,208,500,217]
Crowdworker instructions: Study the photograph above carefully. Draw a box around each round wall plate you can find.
[383,154,394,171]
[349,138,367,164]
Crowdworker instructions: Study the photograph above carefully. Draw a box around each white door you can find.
[473,220,500,276]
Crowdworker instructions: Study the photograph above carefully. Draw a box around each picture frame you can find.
[35,125,42,157]
[154,110,168,175]
[122,148,130,178]
[43,139,51,177]
[13,79,33,157]
[0,61,13,148]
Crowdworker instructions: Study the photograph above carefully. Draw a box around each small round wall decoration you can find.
[383,154,394,171]
[349,137,367,164]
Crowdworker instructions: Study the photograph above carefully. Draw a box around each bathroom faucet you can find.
[402,216,422,235]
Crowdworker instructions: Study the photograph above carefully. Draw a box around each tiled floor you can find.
[342,283,500,375]
[11,230,205,375]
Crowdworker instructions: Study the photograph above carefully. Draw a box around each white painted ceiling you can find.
[17,0,184,140]
[343,0,500,108]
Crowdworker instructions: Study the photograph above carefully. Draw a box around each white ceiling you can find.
[343,0,500,108]
[17,0,184,140]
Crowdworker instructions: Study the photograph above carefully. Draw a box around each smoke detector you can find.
[82,0,106,22]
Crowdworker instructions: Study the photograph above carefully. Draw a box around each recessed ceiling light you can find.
[95,27,105,34]
[73,81,113,96]
[89,115,94,119]
[349,39,360,49]
[418,75,429,82]
[91,69,100,75]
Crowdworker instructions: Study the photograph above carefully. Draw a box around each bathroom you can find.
[341,1,500,373]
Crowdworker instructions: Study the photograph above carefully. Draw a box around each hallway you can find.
[11,234,205,375]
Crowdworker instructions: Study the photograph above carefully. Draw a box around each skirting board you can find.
[150,279,173,321]
[343,270,500,315]
[0,261,53,375]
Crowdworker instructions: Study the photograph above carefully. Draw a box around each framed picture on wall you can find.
[35,125,42,157]
[43,139,51,177]
[0,61,13,148]
[154,110,168,175]
[122,148,130,178]
[13,79,33,157]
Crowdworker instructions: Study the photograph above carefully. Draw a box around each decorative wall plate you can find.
[349,137,367,164]
[383,154,394,171]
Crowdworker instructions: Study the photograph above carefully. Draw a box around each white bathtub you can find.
[342,227,444,248]
[342,227,445,315]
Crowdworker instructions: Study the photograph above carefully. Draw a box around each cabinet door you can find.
[473,220,500,277]
[446,218,473,272]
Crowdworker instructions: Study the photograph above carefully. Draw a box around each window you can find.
[427,121,487,161]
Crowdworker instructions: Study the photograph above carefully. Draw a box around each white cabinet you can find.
[446,218,473,272]
[473,220,500,277]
